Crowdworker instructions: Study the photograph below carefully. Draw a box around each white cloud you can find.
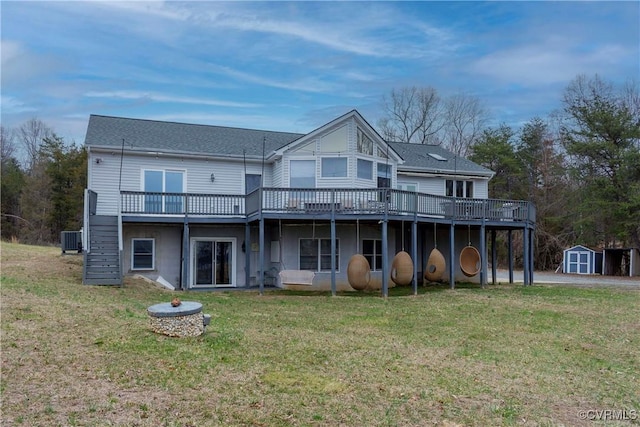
[1,40,64,87]
[205,64,344,94]
[86,1,455,60]
[470,40,635,86]
[84,90,261,108]
[0,95,37,114]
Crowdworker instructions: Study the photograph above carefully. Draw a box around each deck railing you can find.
[120,189,535,223]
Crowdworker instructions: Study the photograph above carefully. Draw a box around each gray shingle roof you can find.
[389,142,493,177]
[84,115,304,157]
[85,114,492,176]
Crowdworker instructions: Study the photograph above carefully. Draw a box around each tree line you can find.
[380,75,640,270]
[1,120,86,245]
[2,74,638,270]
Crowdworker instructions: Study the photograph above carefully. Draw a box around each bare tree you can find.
[441,93,488,156]
[1,125,16,161]
[18,118,52,173]
[377,86,444,144]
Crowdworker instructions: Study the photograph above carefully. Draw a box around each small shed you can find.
[563,245,603,275]
[603,248,640,277]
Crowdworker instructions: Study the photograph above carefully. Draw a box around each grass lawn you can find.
[1,242,639,426]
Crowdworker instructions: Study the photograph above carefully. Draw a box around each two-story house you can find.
[82,110,535,295]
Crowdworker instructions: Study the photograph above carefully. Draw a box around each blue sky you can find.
[1,1,638,143]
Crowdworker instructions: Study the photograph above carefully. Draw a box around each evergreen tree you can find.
[469,124,525,199]
[1,155,26,240]
[561,75,640,248]
[40,135,87,240]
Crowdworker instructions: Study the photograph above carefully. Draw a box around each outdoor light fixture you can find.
[210,173,215,182]
[95,158,103,164]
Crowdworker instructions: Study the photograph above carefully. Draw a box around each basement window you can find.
[132,238,155,270]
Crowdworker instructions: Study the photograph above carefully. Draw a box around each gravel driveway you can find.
[495,269,640,288]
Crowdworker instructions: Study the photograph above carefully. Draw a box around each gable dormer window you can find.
[357,128,373,156]
[320,125,348,153]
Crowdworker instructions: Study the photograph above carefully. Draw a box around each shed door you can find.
[568,251,590,274]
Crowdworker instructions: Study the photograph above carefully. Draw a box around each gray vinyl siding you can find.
[396,172,490,198]
[88,150,122,216]
[272,158,283,187]
[89,150,247,215]
[474,179,489,198]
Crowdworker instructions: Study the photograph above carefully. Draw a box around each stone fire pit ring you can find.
[147,301,211,337]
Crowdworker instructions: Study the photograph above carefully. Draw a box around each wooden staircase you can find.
[83,215,122,285]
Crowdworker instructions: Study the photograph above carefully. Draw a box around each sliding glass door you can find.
[191,238,235,288]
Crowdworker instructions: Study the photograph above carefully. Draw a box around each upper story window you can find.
[446,180,474,198]
[144,170,184,193]
[290,160,315,188]
[321,158,347,178]
[357,128,373,156]
[143,170,184,213]
[357,159,373,180]
[377,163,391,188]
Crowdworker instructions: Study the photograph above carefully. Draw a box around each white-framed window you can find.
[132,238,155,270]
[362,239,382,271]
[446,180,474,198]
[299,238,339,272]
[290,160,316,188]
[321,157,348,178]
[143,169,185,213]
[357,158,373,180]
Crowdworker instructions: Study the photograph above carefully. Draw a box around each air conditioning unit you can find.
[61,231,83,254]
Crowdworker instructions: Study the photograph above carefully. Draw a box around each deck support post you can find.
[381,191,389,298]
[181,221,190,290]
[491,230,497,285]
[529,227,535,285]
[412,219,418,295]
[259,217,265,295]
[245,222,251,288]
[381,219,389,298]
[480,224,487,288]
[523,227,530,286]
[330,191,337,296]
[508,230,514,284]
[449,223,455,289]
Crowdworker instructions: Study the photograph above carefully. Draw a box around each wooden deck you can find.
[120,188,535,226]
